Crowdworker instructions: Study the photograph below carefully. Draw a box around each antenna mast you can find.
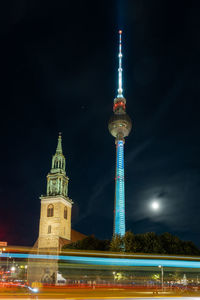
[117,30,123,98]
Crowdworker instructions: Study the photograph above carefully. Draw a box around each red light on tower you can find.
[119,30,122,34]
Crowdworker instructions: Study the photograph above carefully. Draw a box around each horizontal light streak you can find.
[1,252,200,268]
[62,251,200,261]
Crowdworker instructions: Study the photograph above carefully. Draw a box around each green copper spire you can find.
[51,133,66,174]
[46,134,69,197]
[56,132,63,154]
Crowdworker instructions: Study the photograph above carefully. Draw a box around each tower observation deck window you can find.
[64,207,67,219]
[47,204,54,217]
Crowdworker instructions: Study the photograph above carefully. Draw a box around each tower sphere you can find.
[108,111,132,139]
[108,97,132,139]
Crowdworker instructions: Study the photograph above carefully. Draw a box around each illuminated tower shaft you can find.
[108,31,132,237]
[114,139,125,235]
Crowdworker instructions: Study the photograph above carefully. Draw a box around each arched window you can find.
[48,225,51,234]
[64,207,67,219]
[47,204,54,217]
[54,159,59,168]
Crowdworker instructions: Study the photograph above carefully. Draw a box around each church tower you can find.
[38,133,73,252]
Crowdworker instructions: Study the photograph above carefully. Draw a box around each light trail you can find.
[0,297,199,300]
[61,250,200,261]
[2,252,200,268]
[4,246,200,260]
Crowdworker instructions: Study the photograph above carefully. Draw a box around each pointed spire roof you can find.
[50,133,66,174]
[56,132,63,154]
[117,30,123,98]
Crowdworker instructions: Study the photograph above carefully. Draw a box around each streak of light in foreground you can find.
[1,296,200,300]
[1,252,200,268]
[112,298,200,300]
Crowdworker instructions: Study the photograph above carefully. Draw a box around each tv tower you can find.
[108,31,132,236]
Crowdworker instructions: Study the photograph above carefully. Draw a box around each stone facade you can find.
[37,133,73,252]
[38,195,72,250]
[28,134,73,284]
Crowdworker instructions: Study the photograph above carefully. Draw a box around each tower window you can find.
[55,159,58,168]
[64,207,67,219]
[47,204,54,217]
[48,225,51,234]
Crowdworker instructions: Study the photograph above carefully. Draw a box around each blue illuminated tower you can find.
[108,31,132,236]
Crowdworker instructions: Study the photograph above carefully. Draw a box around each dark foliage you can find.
[62,235,110,251]
[62,232,200,256]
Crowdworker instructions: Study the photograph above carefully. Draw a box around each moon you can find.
[151,201,160,210]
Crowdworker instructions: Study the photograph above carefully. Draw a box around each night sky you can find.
[1,0,200,247]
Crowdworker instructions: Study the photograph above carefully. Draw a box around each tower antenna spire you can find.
[117,30,123,98]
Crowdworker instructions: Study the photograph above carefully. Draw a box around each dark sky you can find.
[1,0,200,247]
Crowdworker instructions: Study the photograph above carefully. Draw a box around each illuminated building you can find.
[38,133,73,251]
[28,134,85,284]
[108,31,132,236]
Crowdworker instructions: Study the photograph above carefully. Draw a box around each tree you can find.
[62,231,200,255]
[62,235,110,251]
[140,232,163,253]
[181,241,200,255]
[159,232,181,254]
[124,231,135,252]
[110,235,124,252]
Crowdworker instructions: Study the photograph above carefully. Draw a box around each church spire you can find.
[56,132,63,154]
[117,30,123,98]
[46,134,68,197]
[51,133,66,174]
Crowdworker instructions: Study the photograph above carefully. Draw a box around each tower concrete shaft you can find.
[108,31,132,237]
[114,139,125,235]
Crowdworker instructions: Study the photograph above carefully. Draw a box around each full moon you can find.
[151,201,159,210]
